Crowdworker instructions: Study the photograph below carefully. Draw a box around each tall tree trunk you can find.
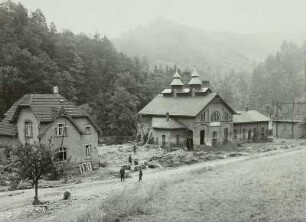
[33,180,39,205]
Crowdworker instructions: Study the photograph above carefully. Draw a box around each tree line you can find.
[1,1,306,138]
[0,1,177,138]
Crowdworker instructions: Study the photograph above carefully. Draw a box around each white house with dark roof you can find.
[0,87,100,173]
[139,68,237,148]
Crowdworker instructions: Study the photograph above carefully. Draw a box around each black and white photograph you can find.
[1,0,306,221]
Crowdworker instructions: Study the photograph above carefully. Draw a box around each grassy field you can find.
[73,148,306,222]
[131,148,306,222]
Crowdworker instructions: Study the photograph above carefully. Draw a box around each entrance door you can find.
[248,130,251,141]
[200,130,205,145]
[162,135,166,147]
[224,128,229,142]
[186,130,193,150]
[212,131,217,145]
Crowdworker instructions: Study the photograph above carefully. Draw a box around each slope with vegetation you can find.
[0,1,175,138]
[1,1,306,141]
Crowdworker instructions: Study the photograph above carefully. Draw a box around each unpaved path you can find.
[0,147,303,222]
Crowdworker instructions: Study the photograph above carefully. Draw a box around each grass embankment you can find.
[74,166,213,222]
[74,181,168,222]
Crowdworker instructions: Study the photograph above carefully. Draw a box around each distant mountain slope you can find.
[113,18,306,74]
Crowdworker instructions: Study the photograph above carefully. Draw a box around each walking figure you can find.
[128,154,132,164]
[139,169,143,182]
[133,145,137,154]
[120,167,125,182]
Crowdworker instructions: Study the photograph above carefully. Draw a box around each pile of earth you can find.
[147,150,246,168]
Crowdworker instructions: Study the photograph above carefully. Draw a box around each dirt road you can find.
[0,147,304,222]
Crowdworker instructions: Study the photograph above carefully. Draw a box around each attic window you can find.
[225,112,230,121]
[85,125,91,134]
[55,123,67,137]
[200,112,205,122]
[211,111,220,122]
[25,121,33,137]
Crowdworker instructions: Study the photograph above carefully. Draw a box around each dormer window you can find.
[55,123,67,137]
[85,125,91,134]
[25,121,33,137]
[211,111,220,122]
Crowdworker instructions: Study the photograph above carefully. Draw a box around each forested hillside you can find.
[1,1,306,139]
[114,18,306,75]
[0,1,176,137]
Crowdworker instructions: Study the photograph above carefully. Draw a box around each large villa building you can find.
[139,68,270,148]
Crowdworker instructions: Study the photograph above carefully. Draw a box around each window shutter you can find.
[30,125,33,137]
[55,127,58,135]
[64,126,68,137]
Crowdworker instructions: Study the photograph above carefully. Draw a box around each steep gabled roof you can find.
[139,93,235,117]
[8,94,88,122]
[0,94,101,136]
[233,110,270,123]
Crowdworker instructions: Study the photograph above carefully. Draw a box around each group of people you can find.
[120,146,143,182]
[120,166,143,182]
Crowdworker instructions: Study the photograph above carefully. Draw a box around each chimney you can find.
[53,86,59,94]
[202,80,210,88]
[166,112,170,122]
[246,104,249,111]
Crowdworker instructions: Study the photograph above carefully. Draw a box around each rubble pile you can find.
[147,150,238,167]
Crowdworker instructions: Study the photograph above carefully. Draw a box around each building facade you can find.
[273,117,306,139]
[0,89,100,173]
[138,68,236,149]
[233,110,270,142]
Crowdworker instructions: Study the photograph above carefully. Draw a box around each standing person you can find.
[139,169,143,182]
[128,154,132,164]
[133,145,137,154]
[120,166,125,182]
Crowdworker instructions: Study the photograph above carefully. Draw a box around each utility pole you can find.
[275,100,278,138]
[292,99,295,139]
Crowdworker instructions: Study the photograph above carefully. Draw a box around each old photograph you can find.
[1,0,306,221]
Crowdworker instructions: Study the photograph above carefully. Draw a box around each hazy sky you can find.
[13,0,306,37]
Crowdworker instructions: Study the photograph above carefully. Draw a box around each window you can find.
[200,112,205,122]
[176,135,180,145]
[55,147,67,161]
[85,125,91,134]
[242,129,246,139]
[25,121,33,137]
[225,112,230,121]
[211,111,220,122]
[85,144,92,157]
[55,123,67,136]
